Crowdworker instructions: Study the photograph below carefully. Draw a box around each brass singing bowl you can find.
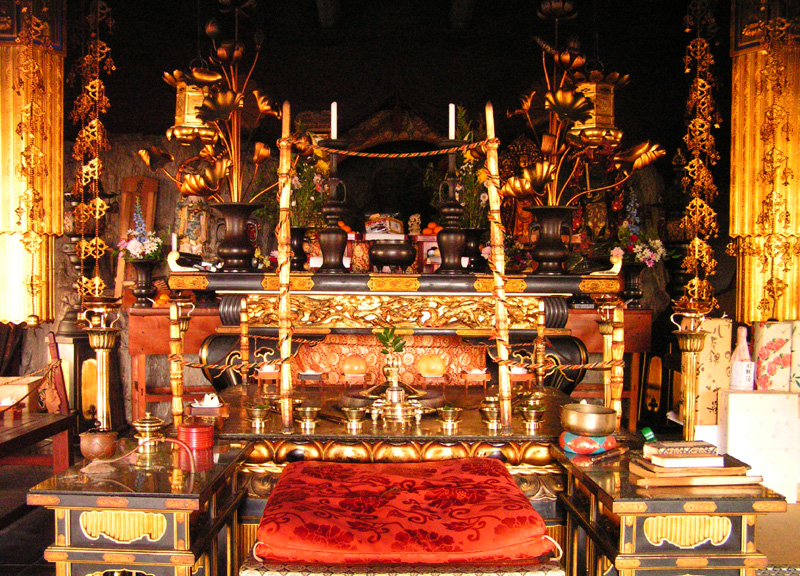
[560,403,616,436]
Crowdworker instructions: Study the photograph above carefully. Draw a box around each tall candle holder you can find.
[169,292,195,422]
[436,142,466,274]
[670,299,712,441]
[80,296,121,430]
[317,140,349,273]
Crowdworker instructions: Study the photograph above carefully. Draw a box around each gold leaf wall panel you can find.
[730,46,800,322]
[0,45,64,235]
[0,43,63,322]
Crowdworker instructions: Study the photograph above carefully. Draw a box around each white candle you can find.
[171,232,178,252]
[448,103,456,140]
[331,101,338,140]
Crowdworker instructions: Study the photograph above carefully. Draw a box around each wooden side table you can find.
[128,307,222,420]
[550,445,786,576]
[28,439,251,576]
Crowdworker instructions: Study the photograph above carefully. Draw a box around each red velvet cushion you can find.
[254,458,556,565]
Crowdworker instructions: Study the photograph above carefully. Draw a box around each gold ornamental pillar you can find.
[594,295,625,431]
[81,297,120,430]
[670,301,711,441]
[168,294,194,422]
[239,298,250,386]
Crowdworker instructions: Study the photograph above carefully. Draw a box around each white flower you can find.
[126,238,144,258]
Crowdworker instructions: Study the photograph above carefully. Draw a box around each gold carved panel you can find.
[168,274,208,290]
[579,278,621,294]
[473,278,527,293]
[367,276,420,292]
[79,510,167,544]
[683,501,717,513]
[643,515,731,549]
[246,293,542,331]
[261,275,314,291]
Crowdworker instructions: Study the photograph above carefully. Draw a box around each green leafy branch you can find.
[376,327,405,355]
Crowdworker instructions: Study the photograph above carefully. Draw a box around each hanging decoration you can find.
[675,0,720,310]
[0,0,64,324]
[728,3,800,321]
[69,0,114,302]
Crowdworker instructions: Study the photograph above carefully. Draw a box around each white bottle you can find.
[729,326,755,391]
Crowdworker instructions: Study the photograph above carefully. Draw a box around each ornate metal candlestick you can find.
[80,296,121,430]
[168,292,194,422]
[670,299,712,441]
[436,143,466,274]
[317,141,349,273]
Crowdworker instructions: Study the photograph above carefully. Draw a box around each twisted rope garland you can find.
[277,137,498,160]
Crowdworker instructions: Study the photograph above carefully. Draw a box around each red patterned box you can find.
[753,321,793,391]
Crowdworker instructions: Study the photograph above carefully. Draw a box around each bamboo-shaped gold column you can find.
[484,102,512,431]
[168,293,194,423]
[593,295,625,432]
[534,299,547,388]
[671,301,711,441]
[277,101,294,434]
[81,296,121,430]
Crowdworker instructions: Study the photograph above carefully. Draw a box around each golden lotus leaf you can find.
[292,132,314,157]
[253,142,271,164]
[543,89,593,124]
[138,146,174,172]
[614,141,666,171]
[523,161,557,192]
[196,90,243,124]
[187,67,223,86]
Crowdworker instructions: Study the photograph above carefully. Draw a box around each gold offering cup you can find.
[437,406,462,425]
[342,406,366,423]
[246,404,270,423]
[480,405,501,428]
[295,406,320,425]
[519,405,545,427]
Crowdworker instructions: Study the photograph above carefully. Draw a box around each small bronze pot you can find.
[79,430,118,461]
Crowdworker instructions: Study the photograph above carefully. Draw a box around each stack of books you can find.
[629,440,763,487]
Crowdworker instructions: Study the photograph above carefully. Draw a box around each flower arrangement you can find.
[611,190,666,267]
[456,108,490,229]
[290,149,328,228]
[118,198,163,261]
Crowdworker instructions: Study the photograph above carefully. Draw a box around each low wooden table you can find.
[28,438,252,576]
[550,445,787,576]
[0,412,75,528]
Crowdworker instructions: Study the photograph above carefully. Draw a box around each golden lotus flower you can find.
[196,90,242,124]
[216,41,245,64]
[179,157,231,197]
[557,49,585,71]
[138,146,174,172]
[292,132,314,157]
[613,141,666,172]
[508,91,535,118]
[253,142,271,164]
[500,176,533,199]
[573,69,630,88]
[523,161,557,193]
[544,89,593,124]
[537,0,577,20]
[253,91,280,118]
[162,70,186,88]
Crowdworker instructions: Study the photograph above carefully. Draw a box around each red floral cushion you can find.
[254,458,556,565]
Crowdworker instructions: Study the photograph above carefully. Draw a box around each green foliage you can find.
[376,327,405,354]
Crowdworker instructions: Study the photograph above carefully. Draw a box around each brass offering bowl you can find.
[294,406,320,423]
[437,406,462,423]
[341,407,366,423]
[519,405,545,424]
[561,403,616,436]
[479,405,501,426]
[246,404,270,420]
